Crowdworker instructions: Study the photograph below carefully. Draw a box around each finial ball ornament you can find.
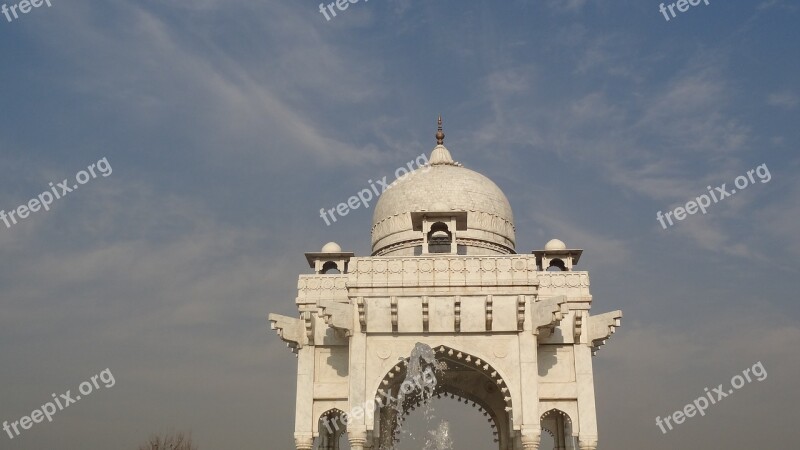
[321,242,342,253]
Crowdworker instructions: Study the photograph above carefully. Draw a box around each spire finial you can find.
[436,115,445,146]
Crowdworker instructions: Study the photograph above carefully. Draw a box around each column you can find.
[348,305,368,449]
[294,345,315,450]
[519,296,541,450]
[575,310,598,450]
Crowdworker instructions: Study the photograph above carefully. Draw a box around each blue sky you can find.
[0,0,798,448]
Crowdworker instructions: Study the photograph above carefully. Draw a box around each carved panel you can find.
[537,345,575,383]
[397,296,423,332]
[429,296,455,332]
[460,296,486,332]
[492,296,518,331]
[315,347,349,382]
[365,297,392,332]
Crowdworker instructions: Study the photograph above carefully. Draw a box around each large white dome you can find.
[371,143,515,256]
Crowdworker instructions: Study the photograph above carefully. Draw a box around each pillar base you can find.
[520,429,541,450]
[294,434,314,450]
[349,429,368,450]
[578,435,598,450]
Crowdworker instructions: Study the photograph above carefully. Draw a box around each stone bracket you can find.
[486,295,493,331]
[573,310,584,340]
[268,313,306,354]
[318,301,354,337]
[588,310,623,355]
[422,296,430,332]
[356,296,366,329]
[517,295,526,331]
[532,295,567,336]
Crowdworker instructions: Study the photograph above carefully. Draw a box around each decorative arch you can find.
[371,344,516,450]
[427,222,453,253]
[546,258,567,271]
[317,408,349,450]
[321,261,341,274]
[540,409,574,450]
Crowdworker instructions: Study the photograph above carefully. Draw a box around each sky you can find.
[0,0,798,449]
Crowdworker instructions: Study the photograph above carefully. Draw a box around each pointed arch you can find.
[540,409,575,450]
[370,344,516,450]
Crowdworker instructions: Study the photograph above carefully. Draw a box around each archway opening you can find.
[321,261,341,274]
[394,395,496,450]
[316,409,350,450]
[540,409,575,450]
[373,345,513,450]
[540,431,555,450]
[427,222,452,254]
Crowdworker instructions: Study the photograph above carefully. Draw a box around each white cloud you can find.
[767,91,799,109]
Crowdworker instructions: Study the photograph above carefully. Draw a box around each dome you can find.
[371,136,515,256]
[321,242,342,253]
[545,239,567,251]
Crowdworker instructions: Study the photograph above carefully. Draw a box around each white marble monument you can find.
[269,118,622,450]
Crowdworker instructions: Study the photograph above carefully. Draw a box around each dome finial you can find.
[436,115,445,145]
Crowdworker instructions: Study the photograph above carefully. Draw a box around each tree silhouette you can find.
[137,431,197,450]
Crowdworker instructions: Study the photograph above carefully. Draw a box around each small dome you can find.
[545,239,567,251]
[321,242,342,253]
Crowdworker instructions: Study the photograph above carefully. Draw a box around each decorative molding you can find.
[371,210,516,236]
[538,272,590,288]
[376,347,391,360]
[372,238,421,257]
[347,255,541,289]
[455,237,514,254]
[296,275,348,299]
